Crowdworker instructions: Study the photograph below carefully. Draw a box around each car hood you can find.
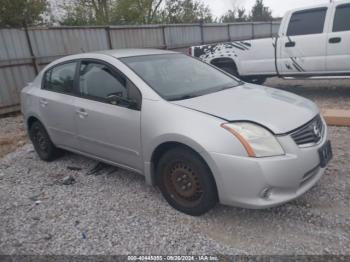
[171,83,319,134]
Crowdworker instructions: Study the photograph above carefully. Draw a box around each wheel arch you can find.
[209,57,240,76]
[146,137,220,196]
[25,114,43,130]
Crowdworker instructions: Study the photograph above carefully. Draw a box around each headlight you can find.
[221,122,285,158]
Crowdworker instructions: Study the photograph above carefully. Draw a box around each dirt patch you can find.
[0,115,28,158]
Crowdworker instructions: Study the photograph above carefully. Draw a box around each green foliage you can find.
[162,0,213,24]
[0,0,48,27]
[220,8,247,23]
[59,0,213,25]
[111,0,164,25]
[60,0,113,26]
[250,0,272,22]
[11,0,274,27]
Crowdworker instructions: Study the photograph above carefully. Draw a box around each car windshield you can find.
[120,54,241,101]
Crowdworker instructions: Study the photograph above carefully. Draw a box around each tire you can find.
[156,147,218,216]
[29,121,62,161]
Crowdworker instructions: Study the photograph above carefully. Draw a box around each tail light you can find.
[188,47,192,56]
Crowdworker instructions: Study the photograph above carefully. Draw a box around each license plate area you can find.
[318,140,333,168]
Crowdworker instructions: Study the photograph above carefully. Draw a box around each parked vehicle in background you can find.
[21,49,332,216]
[190,0,350,84]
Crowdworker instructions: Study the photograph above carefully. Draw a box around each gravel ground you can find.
[0,79,350,255]
[0,130,349,255]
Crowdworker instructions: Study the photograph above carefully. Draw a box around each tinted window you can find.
[79,61,141,108]
[43,62,77,93]
[333,4,350,32]
[287,8,327,36]
[121,54,240,101]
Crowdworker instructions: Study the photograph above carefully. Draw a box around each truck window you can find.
[287,8,327,36]
[333,4,350,32]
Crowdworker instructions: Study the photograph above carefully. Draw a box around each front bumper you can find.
[209,123,330,209]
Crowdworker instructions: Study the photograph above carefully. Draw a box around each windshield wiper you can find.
[168,94,197,101]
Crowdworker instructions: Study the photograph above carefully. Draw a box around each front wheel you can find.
[156,147,218,216]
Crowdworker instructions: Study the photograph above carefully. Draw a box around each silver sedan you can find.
[21,49,333,216]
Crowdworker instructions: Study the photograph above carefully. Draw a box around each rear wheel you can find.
[156,147,218,216]
[29,121,62,161]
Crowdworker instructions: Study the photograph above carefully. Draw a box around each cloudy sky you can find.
[203,0,330,18]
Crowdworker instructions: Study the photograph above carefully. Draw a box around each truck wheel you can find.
[156,147,218,216]
[29,121,62,161]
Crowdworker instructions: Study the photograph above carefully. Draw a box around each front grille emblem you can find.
[313,123,321,139]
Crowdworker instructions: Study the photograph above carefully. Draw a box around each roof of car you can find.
[95,48,178,58]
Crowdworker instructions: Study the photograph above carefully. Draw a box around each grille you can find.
[291,115,324,147]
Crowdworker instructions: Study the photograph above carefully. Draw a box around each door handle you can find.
[76,109,88,118]
[329,37,341,44]
[285,41,296,48]
[40,99,48,107]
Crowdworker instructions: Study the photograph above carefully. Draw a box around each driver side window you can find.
[79,61,127,101]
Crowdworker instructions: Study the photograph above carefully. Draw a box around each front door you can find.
[74,60,143,171]
[326,3,350,73]
[279,7,328,75]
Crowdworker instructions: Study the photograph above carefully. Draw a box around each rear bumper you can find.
[209,124,329,209]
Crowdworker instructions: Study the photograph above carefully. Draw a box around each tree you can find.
[162,0,213,24]
[60,1,96,26]
[236,8,248,22]
[220,8,247,23]
[111,0,164,25]
[60,0,115,26]
[0,0,48,27]
[220,10,236,23]
[249,0,272,22]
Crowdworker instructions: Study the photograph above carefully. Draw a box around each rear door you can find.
[279,7,329,75]
[38,61,79,149]
[74,60,143,171]
[326,3,350,73]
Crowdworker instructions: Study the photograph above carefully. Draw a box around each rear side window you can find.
[43,62,77,93]
[287,8,327,36]
[333,4,350,32]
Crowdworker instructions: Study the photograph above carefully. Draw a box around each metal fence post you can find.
[162,25,167,49]
[106,26,113,49]
[227,24,231,41]
[270,21,273,37]
[200,21,204,44]
[24,24,39,75]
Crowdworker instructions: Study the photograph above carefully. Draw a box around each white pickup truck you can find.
[190,0,350,84]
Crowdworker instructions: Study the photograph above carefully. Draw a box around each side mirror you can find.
[106,95,138,109]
